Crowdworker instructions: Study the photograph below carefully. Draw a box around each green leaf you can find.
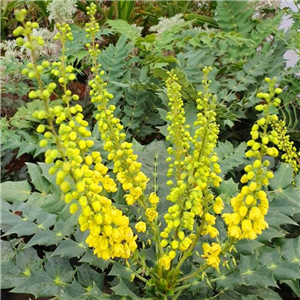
[280,280,300,298]
[24,228,62,248]
[16,142,37,158]
[217,178,239,200]
[26,163,52,193]
[108,262,133,282]
[1,208,23,227]
[1,180,31,202]
[282,237,300,265]
[265,208,298,227]
[79,249,110,270]
[270,163,294,190]
[76,264,105,290]
[245,265,278,288]
[235,239,263,255]
[238,255,278,288]
[216,141,247,175]
[15,247,42,272]
[1,261,26,289]
[215,1,255,36]
[5,220,38,236]
[51,239,87,258]
[11,269,61,297]
[257,226,286,243]
[111,279,141,300]
[216,269,247,290]
[270,186,300,214]
[63,279,85,298]
[44,256,74,283]
[1,240,15,263]
[107,19,141,41]
[273,261,300,280]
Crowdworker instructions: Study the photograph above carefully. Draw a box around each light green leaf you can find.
[107,19,140,41]
[1,180,31,202]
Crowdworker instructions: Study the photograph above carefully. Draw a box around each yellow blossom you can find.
[135,221,146,233]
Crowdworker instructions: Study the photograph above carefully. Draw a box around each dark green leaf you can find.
[51,239,87,258]
[11,269,61,297]
[26,162,52,193]
[79,249,110,270]
[76,264,105,290]
[44,256,74,283]
[270,163,294,190]
[24,228,62,248]
[111,279,141,300]
[216,270,247,290]
[1,261,26,289]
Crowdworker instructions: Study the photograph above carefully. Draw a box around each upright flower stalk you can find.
[223,78,284,240]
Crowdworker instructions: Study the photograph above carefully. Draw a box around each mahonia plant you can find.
[13,5,299,299]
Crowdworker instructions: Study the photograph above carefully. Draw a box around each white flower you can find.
[47,0,77,24]
[149,14,185,35]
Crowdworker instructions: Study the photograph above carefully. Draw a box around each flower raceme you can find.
[223,78,286,240]
[159,68,224,271]
[14,8,138,261]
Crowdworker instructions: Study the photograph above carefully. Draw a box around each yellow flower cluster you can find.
[158,68,223,270]
[223,78,283,240]
[201,242,222,270]
[271,120,300,173]
[86,5,150,214]
[16,10,138,261]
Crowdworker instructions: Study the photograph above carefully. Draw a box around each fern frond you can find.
[97,35,134,102]
[214,1,255,36]
[106,19,141,41]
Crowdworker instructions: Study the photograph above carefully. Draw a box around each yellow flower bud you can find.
[70,203,79,214]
